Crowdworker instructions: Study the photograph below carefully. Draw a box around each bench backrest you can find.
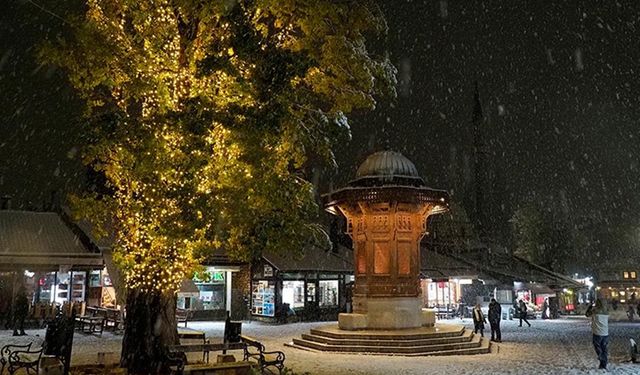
[167,342,245,353]
[240,336,264,353]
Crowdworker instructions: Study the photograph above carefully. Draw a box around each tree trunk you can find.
[120,289,179,374]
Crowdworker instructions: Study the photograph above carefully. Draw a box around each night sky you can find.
[2,1,640,265]
[334,1,640,262]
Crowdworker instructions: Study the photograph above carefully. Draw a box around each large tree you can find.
[42,0,395,373]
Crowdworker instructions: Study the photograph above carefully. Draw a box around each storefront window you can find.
[89,270,101,287]
[282,281,305,308]
[425,280,456,308]
[37,272,55,303]
[70,272,86,302]
[194,270,226,310]
[252,280,275,316]
[55,272,69,304]
[319,280,338,307]
[306,282,316,302]
[34,271,86,304]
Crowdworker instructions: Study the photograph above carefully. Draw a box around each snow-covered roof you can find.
[0,210,103,271]
[262,245,352,273]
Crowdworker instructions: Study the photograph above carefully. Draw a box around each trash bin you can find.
[44,314,74,375]
[224,312,242,344]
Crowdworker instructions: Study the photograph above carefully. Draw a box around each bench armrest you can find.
[8,347,43,365]
[262,350,285,361]
[1,343,33,359]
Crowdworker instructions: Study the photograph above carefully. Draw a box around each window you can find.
[624,272,630,279]
[624,271,637,279]
[282,281,305,308]
[632,272,638,279]
[319,280,339,307]
[194,270,226,310]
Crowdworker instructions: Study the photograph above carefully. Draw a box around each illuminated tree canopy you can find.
[43,0,396,296]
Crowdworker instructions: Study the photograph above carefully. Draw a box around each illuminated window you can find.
[632,272,638,279]
[624,272,630,279]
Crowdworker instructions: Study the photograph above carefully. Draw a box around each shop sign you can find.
[264,265,273,277]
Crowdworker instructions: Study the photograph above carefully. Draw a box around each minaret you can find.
[472,82,489,241]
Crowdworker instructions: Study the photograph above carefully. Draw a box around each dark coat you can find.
[472,307,486,328]
[488,301,502,324]
[14,291,29,318]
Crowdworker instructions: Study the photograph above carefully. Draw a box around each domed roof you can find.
[352,151,424,187]
[356,151,420,178]
[323,150,449,212]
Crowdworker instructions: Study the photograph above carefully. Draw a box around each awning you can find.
[0,253,103,272]
[178,279,200,297]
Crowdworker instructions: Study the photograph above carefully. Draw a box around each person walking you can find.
[518,299,531,327]
[472,303,486,337]
[488,298,502,342]
[586,299,609,370]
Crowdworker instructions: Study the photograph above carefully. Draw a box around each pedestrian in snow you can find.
[586,299,609,370]
[12,286,29,336]
[488,298,502,342]
[519,299,531,327]
[542,298,549,319]
[627,304,635,322]
[472,303,486,337]
[457,299,465,320]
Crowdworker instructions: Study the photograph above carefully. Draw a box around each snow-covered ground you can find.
[2,316,640,374]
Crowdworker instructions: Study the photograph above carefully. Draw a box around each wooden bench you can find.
[167,342,247,375]
[177,309,190,328]
[1,343,44,375]
[169,361,253,375]
[240,335,285,375]
[75,314,105,335]
[103,307,124,332]
[178,328,206,343]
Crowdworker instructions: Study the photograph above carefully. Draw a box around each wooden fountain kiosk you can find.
[325,151,449,330]
[288,151,491,356]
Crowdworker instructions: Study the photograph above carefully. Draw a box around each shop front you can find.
[177,265,246,321]
[0,211,105,318]
[250,246,352,323]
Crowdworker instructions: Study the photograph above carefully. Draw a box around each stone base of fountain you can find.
[339,296,435,330]
[287,323,491,356]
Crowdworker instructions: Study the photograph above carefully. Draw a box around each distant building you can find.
[595,267,640,305]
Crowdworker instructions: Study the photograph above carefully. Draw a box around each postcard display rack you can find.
[252,280,275,317]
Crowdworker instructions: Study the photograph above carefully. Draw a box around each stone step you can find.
[412,337,492,357]
[309,325,465,341]
[301,328,473,347]
[291,331,484,355]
